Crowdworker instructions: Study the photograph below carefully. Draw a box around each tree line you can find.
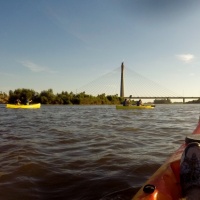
[7,88,124,105]
[0,92,8,104]
[4,88,200,105]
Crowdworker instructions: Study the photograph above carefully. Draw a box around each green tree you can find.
[8,88,37,104]
[39,89,56,104]
[6,88,124,105]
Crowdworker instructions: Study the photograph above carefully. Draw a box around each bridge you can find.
[78,62,200,103]
[123,96,200,103]
[120,62,200,103]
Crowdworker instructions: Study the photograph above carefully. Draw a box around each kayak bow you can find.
[132,118,200,200]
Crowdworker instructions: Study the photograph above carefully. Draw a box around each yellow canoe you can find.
[116,105,155,109]
[6,103,41,109]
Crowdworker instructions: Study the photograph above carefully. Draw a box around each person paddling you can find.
[25,99,32,105]
[137,99,142,106]
[15,99,21,105]
[123,99,128,106]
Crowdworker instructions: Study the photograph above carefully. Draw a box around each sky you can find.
[1,0,200,97]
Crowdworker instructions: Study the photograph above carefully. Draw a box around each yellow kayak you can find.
[6,103,41,109]
[116,105,155,109]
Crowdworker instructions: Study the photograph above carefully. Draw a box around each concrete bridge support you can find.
[120,62,124,98]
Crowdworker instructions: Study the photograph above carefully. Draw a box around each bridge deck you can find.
[125,97,200,99]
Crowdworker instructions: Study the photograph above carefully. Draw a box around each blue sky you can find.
[1,0,200,97]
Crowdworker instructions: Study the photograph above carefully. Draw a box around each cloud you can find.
[19,60,57,73]
[176,54,195,63]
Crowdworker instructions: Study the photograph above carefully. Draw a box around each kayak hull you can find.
[116,105,155,109]
[132,119,200,200]
[6,103,41,109]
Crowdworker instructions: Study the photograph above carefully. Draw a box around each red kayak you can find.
[132,118,200,200]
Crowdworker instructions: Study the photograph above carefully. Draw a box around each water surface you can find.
[0,104,200,200]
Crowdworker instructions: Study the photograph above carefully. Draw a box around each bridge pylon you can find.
[120,62,124,98]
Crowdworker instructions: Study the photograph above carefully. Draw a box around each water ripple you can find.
[0,104,200,199]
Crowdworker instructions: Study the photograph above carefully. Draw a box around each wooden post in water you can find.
[120,62,124,98]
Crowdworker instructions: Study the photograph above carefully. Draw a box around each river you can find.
[0,104,200,200]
